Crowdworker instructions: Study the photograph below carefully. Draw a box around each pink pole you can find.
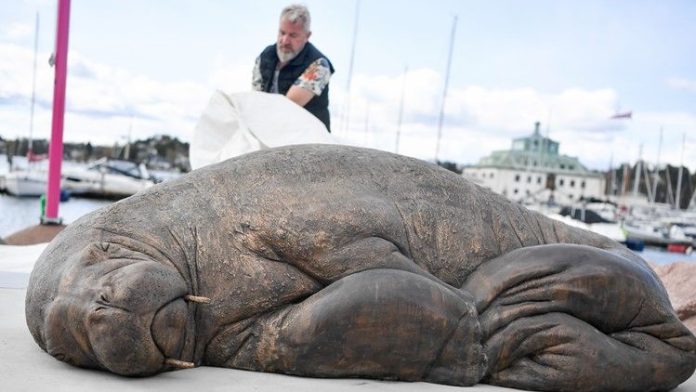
[44,0,71,224]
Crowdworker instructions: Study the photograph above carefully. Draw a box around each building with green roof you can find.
[463,122,605,205]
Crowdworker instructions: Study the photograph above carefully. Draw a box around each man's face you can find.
[276,17,310,63]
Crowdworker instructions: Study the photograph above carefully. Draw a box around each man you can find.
[252,4,335,131]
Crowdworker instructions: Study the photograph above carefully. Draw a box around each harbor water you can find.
[1,154,694,264]
[0,193,112,238]
[2,192,696,264]
[0,153,175,239]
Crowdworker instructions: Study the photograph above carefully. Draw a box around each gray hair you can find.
[280,4,311,32]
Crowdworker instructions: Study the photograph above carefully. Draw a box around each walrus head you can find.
[26,241,206,376]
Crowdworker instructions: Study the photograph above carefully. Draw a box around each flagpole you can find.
[43,0,71,224]
[434,15,457,162]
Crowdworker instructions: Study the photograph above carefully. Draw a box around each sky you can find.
[1,0,696,172]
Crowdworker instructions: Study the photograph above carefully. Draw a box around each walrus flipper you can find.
[209,269,486,385]
[462,244,696,392]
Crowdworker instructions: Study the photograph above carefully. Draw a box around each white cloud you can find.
[2,42,696,173]
[2,22,33,39]
[667,77,696,93]
[0,43,212,145]
[333,69,696,172]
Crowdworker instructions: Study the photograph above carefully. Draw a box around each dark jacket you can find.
[258,42,335,131]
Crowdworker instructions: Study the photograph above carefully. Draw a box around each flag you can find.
[610,111,632,120]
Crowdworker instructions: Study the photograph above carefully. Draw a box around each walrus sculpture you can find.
[26,145,696,391]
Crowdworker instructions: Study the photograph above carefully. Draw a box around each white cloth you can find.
[190,91,337,170]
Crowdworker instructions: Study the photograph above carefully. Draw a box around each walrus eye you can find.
[99,293,109,304]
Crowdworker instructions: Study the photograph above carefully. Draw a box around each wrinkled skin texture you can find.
[26,145,696,391]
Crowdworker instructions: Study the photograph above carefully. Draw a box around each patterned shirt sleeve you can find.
[293,58,332,96]
[251,56,264,91]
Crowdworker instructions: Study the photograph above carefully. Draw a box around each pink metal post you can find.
[44,0,71,224]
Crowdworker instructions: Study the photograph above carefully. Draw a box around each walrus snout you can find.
[82,295,194,376]
[86,305,167,375]
[152,298,188,364]
[87,261,192,375]
[39,249,199,376]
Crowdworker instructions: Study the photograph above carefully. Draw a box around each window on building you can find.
[569,194,573,199]
[514,189,519,194]
[569,165,575,170]
[570,180,575,188]
[581,181,586,189]
[527,176,531,183]
[537,176,542,184]
[490,172,495,179]
[515,174,520,182]
[560,164,565,170]
[526,190,530,195]
[559,179,565,186]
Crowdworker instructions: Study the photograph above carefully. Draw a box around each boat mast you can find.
[632,144,642,198]
[44,0,71,224]
[363,100,370,147]
[608,152,616,197]
[642,157,654,203]
[341,0,360,136]
[621,163,629,197]
[665,168,675,206]
[434,15,457,162]
[395,66,407,154]
[28,12,40,159]
[675,132,685,209]
[650,127,663,204]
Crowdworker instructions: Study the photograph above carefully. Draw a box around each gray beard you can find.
[276,45,303,64]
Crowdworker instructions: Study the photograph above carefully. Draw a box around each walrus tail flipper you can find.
[462,244,696,392]
[209,269,486,385]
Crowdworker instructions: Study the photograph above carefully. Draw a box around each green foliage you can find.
[436,160,463,174]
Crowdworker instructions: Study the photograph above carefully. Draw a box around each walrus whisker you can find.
[184,294,211,304]
[165,358,196,369]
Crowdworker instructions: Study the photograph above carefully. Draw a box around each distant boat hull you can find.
[61,158,155,199]
[62,171,153,199]
[2,159,156,199]
[623,223,693,248]
[546,213,627,243]
[3,171,46,197]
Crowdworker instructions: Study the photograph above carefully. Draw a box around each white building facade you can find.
[462,122,605,205]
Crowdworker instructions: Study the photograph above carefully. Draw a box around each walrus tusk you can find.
[165,358,196,369]
[184,294,211,304]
